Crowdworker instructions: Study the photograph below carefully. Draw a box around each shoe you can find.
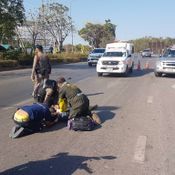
[91,113,101,125]
[89,104,98,111]
[9,126,25,139]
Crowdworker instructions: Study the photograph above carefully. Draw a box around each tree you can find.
[79,20,116,48]
[131,37,175,53]
[39,2,72,52]
[100,19,116,47]
[0,0,25,43]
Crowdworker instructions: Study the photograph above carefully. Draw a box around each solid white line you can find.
[147,96,153,104]
[133,136,147,163]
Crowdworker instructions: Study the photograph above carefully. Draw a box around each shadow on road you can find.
[130,69,154,77]
[100,69,154,78]
[42,121,67,133]
[1,152,117,175]
[86,92,104,97]
[95,106,119,124]
[160,74,175,79]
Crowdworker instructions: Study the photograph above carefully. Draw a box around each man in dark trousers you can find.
[57,77,101,125]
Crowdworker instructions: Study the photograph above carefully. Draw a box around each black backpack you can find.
[36,80,58,106]
[35,55,51,75]
[69,117,95,131]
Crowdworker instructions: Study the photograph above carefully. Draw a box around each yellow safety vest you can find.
[59,98,68,112]
[14,109,30,122]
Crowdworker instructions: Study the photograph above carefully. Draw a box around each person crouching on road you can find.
[35,79,58,107]
[56,77,101,125]
[10,103,58,138]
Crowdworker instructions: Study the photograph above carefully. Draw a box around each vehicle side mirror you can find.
[128,55,131,57]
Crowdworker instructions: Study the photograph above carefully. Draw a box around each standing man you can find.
[57,77,101,124]
[31,45,51,97]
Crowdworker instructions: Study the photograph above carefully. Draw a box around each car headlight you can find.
[119,61,126,65]
[156,61,162,67]
[97,60,102,65]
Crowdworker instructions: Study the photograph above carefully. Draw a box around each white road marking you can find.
[147,96,153,104]
[171,84,175,89]
[2,98,33,111]
[133,136,147,163]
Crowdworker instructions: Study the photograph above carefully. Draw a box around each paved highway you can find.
[1,56,175,175]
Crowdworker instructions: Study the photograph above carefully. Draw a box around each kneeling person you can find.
[36,79,58,107]
[57,77,101,130]
[10,103,58,138]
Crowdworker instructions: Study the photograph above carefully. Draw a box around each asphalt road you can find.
[1,56,175,175]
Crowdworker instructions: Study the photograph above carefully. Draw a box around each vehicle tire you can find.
[123,66,129,77]
[154,72,162,77]
[129,63,134,73]
[88,63,92,67]
[97,72,103,77]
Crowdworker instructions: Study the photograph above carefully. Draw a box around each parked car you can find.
[141,48,152,57]
[154,47,175,77]
[87,48,105,66]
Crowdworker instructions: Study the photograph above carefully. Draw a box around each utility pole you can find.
[41,0,46,46]
[70,1,74,52]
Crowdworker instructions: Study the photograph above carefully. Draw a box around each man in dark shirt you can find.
[10,103,58,138]
[36,79,58,107]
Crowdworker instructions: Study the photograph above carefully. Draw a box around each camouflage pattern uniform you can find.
[59,83,92,119]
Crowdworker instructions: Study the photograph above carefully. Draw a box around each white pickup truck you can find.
[96,42,134,77]
[155,47,175,77]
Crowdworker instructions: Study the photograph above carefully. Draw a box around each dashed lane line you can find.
[133,136,147,164]
[147,96,153,104]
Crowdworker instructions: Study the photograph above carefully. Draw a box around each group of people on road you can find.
[10,45,101,138]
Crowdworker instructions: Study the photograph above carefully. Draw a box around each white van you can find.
[96,42,134,76]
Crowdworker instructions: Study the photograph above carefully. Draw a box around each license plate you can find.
[107,68,113,72]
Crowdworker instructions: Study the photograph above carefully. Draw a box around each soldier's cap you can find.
[57,77,66,84]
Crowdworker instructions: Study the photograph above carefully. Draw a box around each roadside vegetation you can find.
[1,0,175,70]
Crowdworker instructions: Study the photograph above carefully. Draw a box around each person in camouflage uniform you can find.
[57,77,92,119]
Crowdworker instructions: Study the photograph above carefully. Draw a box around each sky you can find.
[23,0,175,45]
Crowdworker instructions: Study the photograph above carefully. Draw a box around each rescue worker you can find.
[36,79,58,107]
[56,77,101,124]
[31,45,51,97]
[10,103,58,138]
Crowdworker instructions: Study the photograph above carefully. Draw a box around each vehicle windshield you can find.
[143,49,151,52]
[103,52,125,57]
[91,49,105,53]
[163,49,175,58]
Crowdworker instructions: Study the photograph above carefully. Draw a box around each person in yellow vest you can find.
[10,103,58,138]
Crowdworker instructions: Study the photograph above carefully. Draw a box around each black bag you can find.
[35,55,51,75]
[69,117,95,131]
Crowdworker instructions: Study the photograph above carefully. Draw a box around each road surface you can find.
[1,56,175,175]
